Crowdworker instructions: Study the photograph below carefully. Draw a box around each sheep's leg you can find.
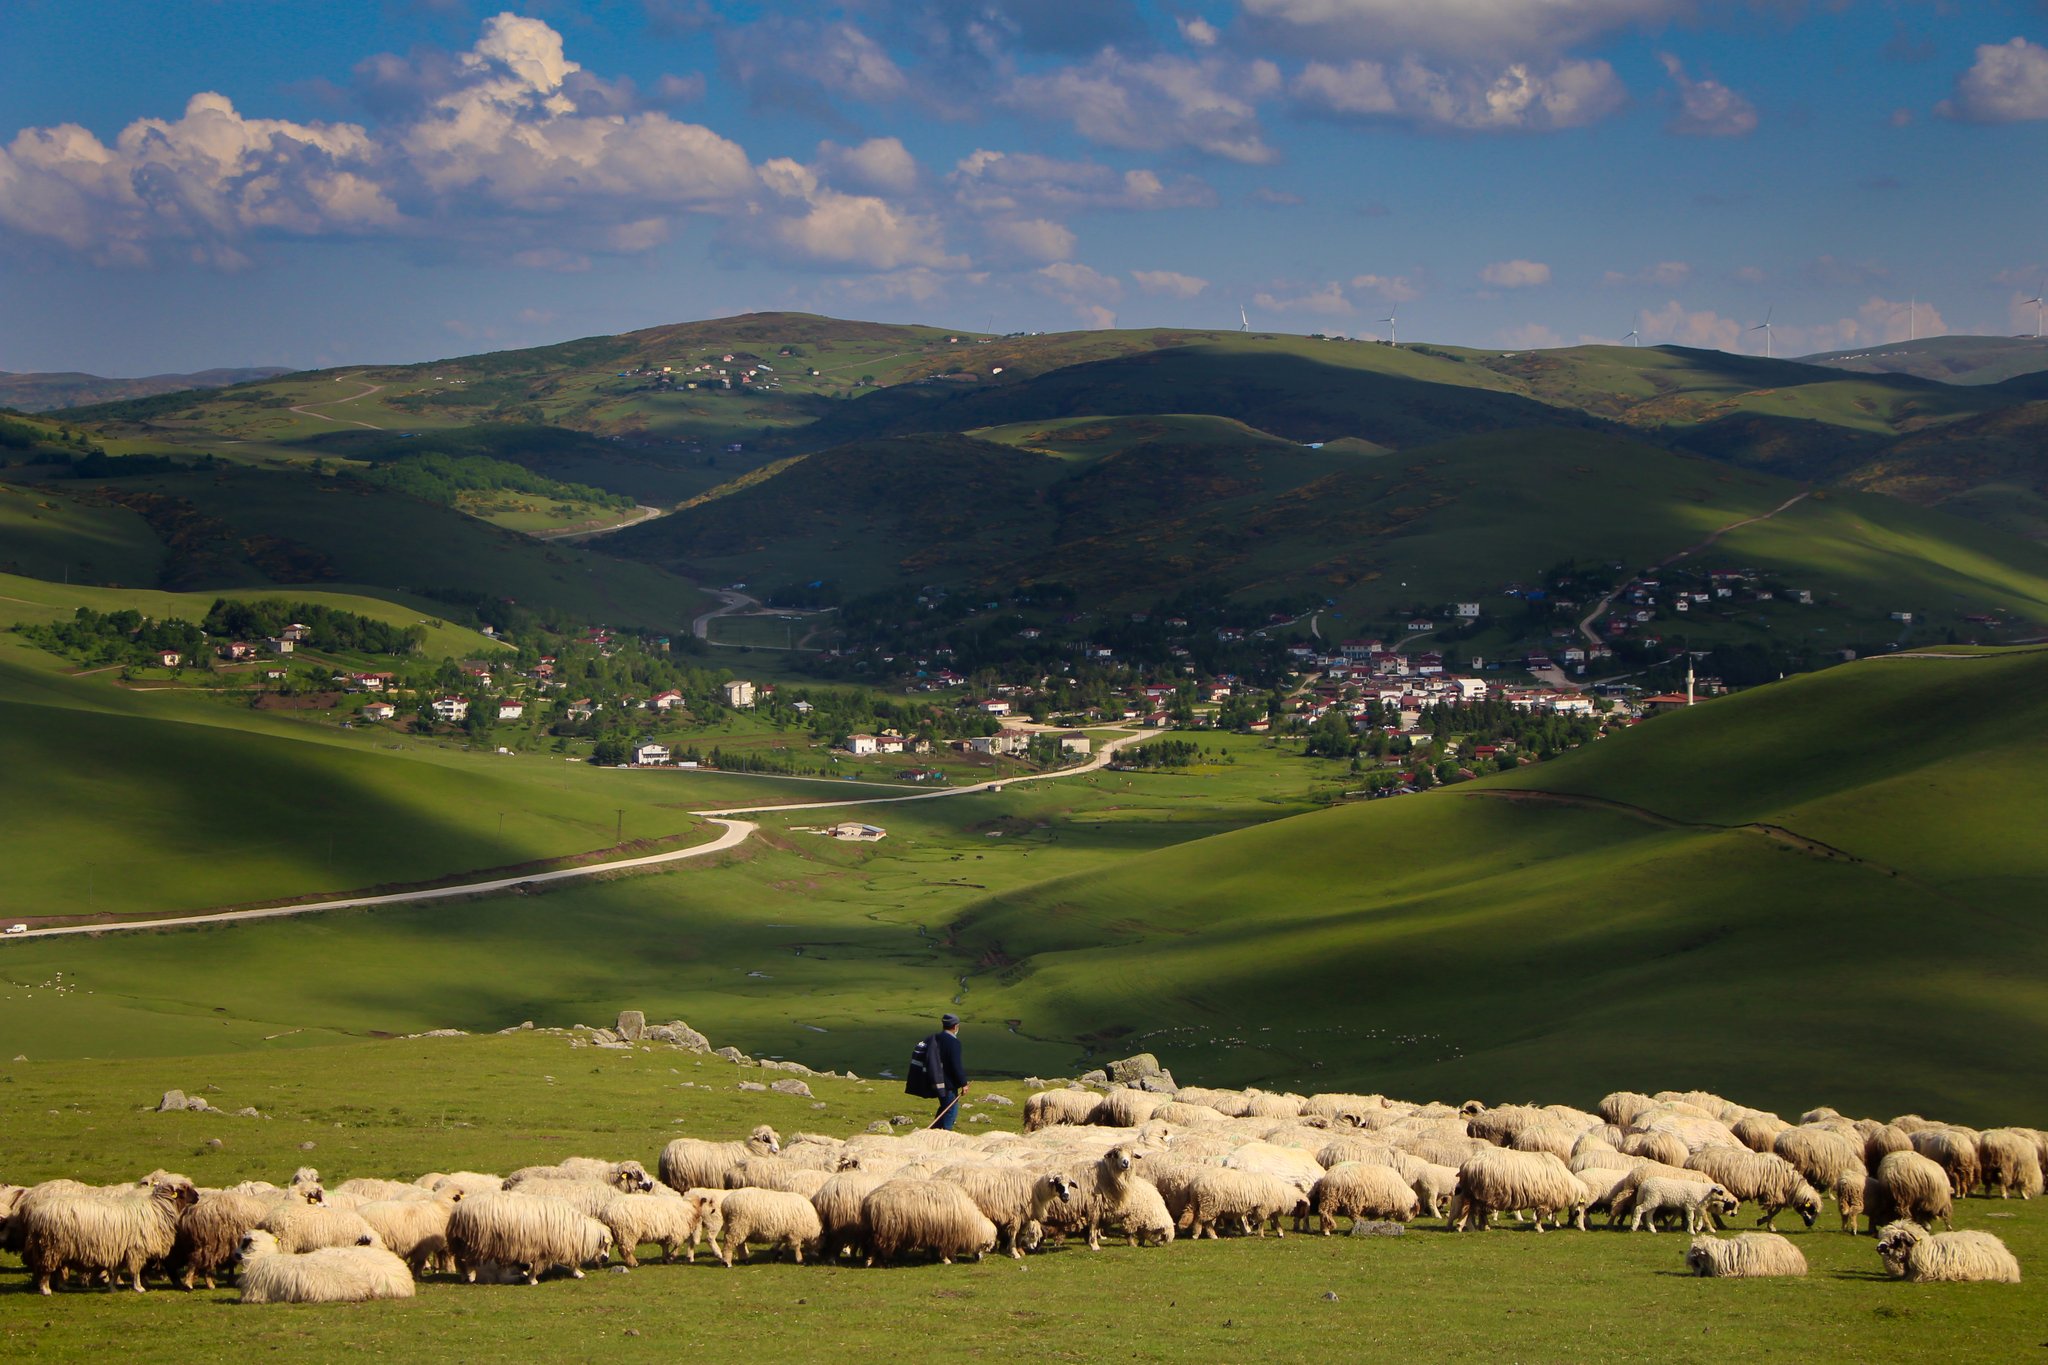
[1758,1207,1777,1231]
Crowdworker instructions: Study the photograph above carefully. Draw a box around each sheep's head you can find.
[1793,1187,1822,1226]
[1708,1185,1739,1216]
[149,1173,200,1211]
[296,1184,326,1206]
[291,1167,320,1187]
[236,1229,281,1266]
[1102,1145,1138,1177]
[1039,1172,1077,1204]
[835,1153,863,1172]
[1684,1237,1713,1276]
[616,1161,655,1193]
[749,1125,782,1156]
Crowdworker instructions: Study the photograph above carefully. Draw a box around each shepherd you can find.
[905,1013,970,1129]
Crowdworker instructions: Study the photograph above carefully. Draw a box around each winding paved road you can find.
[4,731,1157,941]
[290,377,386,430]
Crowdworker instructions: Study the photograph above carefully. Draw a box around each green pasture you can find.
[0,483,164,586]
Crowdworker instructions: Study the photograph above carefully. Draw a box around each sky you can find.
[2,0,2046,374]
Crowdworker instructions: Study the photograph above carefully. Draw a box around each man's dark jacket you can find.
[933,1030,967,1091]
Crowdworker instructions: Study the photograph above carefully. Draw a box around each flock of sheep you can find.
[0,1082,2028,1303]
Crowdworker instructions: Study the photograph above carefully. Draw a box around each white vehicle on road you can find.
[4,923,26,935]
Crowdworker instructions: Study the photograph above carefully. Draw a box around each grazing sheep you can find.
[1510,1124,1581,1162]
[1908,1129,1982,1200]
[1773,1126,1864,1194]
[502,1176,626,1219]
[716,1188,823,1266]
[1310,1163,1418,1233]
[1875,1221,2021,1283]
[1621,1131,1690,1168]
[1465,1105,1550,1146]
[173,1191,271,1290]
[1863,1125,1913,1170]
[598,1189,705,1268]
[429,1172,506,1201]
[1835,1169,1892,1236]
[860,1179,998,1265]
[1730,1114,1790,1154]
[1091,1088,1169,1128]
[447,1194,612,1284]
[1023,1089,1102,1132]
[1454,1149,1585,1233]
[1977,1130,2044,1200]
[234,1229,414,1304]
[22,1173,199,1294]
[722,1157,830,1197]
[659,1127,782,1194]
[1180,1169,1298,1240]
[1875,1151,1954,1230]
[357,1197,458,1275]
[259,1200,382,1255]
[1686,1231,1808,1278]
[1135,1161,1208,1229]
[1220,1141,1323,1208]
[1630,1177,1738,1234]
[336,1178,434,1203]
[1599,1092,1659,1128]
[1174,1087,1256,1118]
[1572,1167,1632,1227]
[1411,1163,1461,1220]
[1685,1148,1822,1230]
[507,1159,654,1194]
[935,1166,1040,1258]
[812,1173,886,1261]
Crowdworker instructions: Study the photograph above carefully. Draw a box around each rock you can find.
[979,1093,1014,1106]
[1077,1069,1109,1087]
[714,1047,750,1065]
[1348,1220,1406,1238]
[1105,1053,1164,1085]
[737,1081,768,1092]
[888,1115,915,1128]
[1136,1072,1178,1094]
[157,1089,188,1112]
[234,1107,263,1119]
[761,1059,817,1076]
[769,1079,813,1098]
[615,1010,646,1042]
[590,1028,619,1045]
[647,1021,710,1052]
[968,1113,992,1124]
[866,1120,894,1134]
[204,1084,223,1093]
[299,1141,317,1152]
[204,1137,225,1149]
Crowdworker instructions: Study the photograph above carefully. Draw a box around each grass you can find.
[0,482,165,586]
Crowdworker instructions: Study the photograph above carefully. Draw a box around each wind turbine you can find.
[1749,306,1774,360]
[1381,307,1398,347]
[2025,288,2044,340]
[1622,328,1640,347]
[1239,305,1249,333]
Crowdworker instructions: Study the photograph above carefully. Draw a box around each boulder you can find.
[185,1097,215,1112]
[615,1010,646,1042]
[1077,1069,1110,1087]
[157,1089,188,1113]
[714,1046,750,1065]
[770,1079,813,1098]
[1137,1072,1178,1094]
[1105,1053,1165,1085]
[647,1021,711,1052]
[737,1081,768,1092]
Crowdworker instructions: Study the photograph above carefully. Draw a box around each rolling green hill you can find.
[0,366,288,412]
[1802,333,2048,386]
[941,648,2048,1120]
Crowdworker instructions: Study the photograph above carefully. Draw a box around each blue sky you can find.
[2,0,2045,374]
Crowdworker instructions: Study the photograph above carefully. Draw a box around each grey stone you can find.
[968,1113,992,1124]
[737,1081,768,1092]
[866,1120,894,1134]
[1348,1220,1406,1238]
[590,1028,619,1045]
[615,1010,646,1042]
[1105,1053,1164,1084]
[204,1137,225,1149]
[298,1141,317,1151]
[889,1115,915,1127]
[157,1089,187,1112]
[234,1107,263,1119]
[979,1094,1014,1106]
[186,1097,215,1112]
[714,1047,750,1065]
[647,1021,710,1052]
[769,1079,813,1098]
[1077,1069,1109,1087]
[1136,1072,1178,1093]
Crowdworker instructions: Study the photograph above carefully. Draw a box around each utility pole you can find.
[616,809,625,844]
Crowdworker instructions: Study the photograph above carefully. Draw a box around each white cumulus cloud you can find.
[1658,52,1758,136]
[1132,269,1210,298]
[1295,55,1627,131]
[1002,52,1281,164]
[1481,259,1551,288]
[1034,262,1124,328]
[982,217,1076,263]
[1253,281,1355,315]
[949,150,1214,213]
[1938,37,2048,123]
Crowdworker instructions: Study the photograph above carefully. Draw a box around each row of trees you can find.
[354,452,631,511]
[202,598,425,656]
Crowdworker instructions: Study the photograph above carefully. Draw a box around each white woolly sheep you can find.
[722,1156,831,1197]
[21,1173,198,1294]
[1835,1168,1892,1236]
[1630,1177,1738,1234]
[428,1172,506,1200]
[1773,1126,1865,1193]
[1863,1125,1913,1169]
[1180,1168,1298,1240]
[1685,1147,1822,1230]
[447,1194,612,1284]
[860,1179,998,1265]
[1411,1163,1461,1219]
[507,1158,654,1193]
[501,1176,625,1219]
[1310,1163,1418,1233]
[260,1200,383,1255]
[1977,1130,2044,1200]
[716,1187,823,1266]
[1908,1129,1982,1198]
[1023,1089,1103,1132]
[659,1126,782,1193]
[1686,1231,1808,1277]
[935,1166,1040,1258]
[599,1189,706,1267]
[1875,1221,2021,1283]
[813,1173,886,1261]
[336,1178,434,1203]
[1621,1131,1691,1168]
[1599,1092,1659,1128]
[173,1191,272,1290]
[234,1228,414,1304]
[1453,1150,1585,1233]
[1091,1087,1169,1128]
[1103,1178,1176,1248]
[1730,1114,1791,1154]
[1875,1150,1954,1230]
[357,1197,458,1275]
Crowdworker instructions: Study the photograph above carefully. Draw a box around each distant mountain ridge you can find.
[0,367,291,413]
[1798,334,2048,386]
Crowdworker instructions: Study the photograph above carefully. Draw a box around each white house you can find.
[496,701,525,721]
[723,679,757,708]
[634,743,670,765]
[845,733,878,755]
[1058,733,1092,755]
[362,701,397,721]
[651,689,684,711]
[1455,603,1481,618]
[431,696,469,722]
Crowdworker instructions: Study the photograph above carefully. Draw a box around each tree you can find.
[591,737,628,765]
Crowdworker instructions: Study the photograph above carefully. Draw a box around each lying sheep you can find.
[1630,1177,1738,1234]
[716,1188,823,1266]
[1180,1169,1298,1240]
[1310,1163,1418,1233]
[234,1229,414,1304]
[1875,1150,1954,1230]
[1977,1130,2045,1200]
[21,1173,198,1294]
[357,1197,458,1275]
[1875,1221,2021,1283]
[599,1189,707,1268]
[1685,1147,1822,1230]
[1685,1231,1808,1277]
[506,1159,654,1194]
[860,1180,997,1266]
[173,1191,272,1290]
[660,1127,782,1194]
[448,1194,612,1284]
[1023,1089,1102,1132]
[1453,1150,1585,1233]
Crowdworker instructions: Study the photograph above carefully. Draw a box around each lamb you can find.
[935,1166,1040,1258]
[1976,1129,2044,1200]
[234,1228,414,1304]
[1411,1163,1461,1219]
[1685,1147,1822,1230]
[659,1126,782,1193]
[506,1159,655,1193]
[1685,1232,1809,1278]
[1908,1129,1982,1199]
[599,1188,708,1267]
[447,1194,613,1284]
[715,1187,823,1266]
[1630,1177,1738,1234]
[1023,1089,1102,1132]
[813,1173,887,1261]
[859,1179,998,1265]
[1875,1221,2021,1283]
[173,1191,272,1290]
[1773,1126,1865,1193]
[357,1196,459,1275]
[1875,1150,1954,1230]
[21,1173,199,1294]
[1179,1168,1299,1239]
[1453,1149,1586,1232]
[1310,1163,1418,1233]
